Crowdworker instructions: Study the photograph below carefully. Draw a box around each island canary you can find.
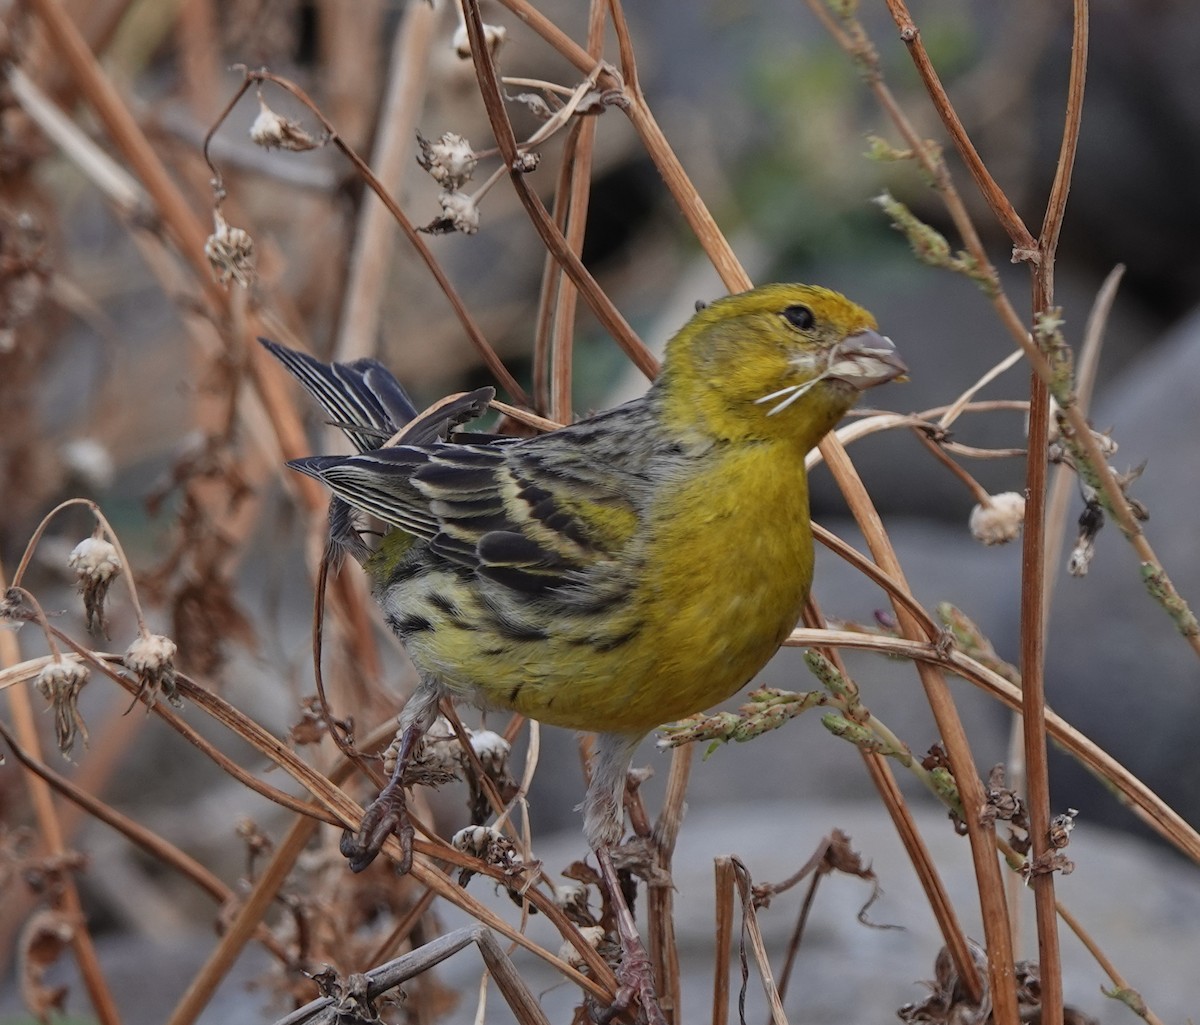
[262,283,904,873]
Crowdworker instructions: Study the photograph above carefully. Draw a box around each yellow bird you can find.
[265,283,902,1020]
[264,284,903,868]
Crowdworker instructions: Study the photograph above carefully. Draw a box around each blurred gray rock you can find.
[1036,306,1200,835]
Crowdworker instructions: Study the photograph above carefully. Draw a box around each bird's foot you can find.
[593,844,668,1025]
[603,934,667,1025]
[340,778,414,874]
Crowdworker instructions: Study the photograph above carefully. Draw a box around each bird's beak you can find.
[828,329,907,389]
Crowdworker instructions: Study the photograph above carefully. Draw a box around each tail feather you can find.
[258,337,419,453]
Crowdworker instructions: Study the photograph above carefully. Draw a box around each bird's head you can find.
[656,283,905,445]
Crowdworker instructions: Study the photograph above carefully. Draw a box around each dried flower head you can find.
[969,491,1026,545]
[1068,536,1095,576]
[512,150,540,174]
[204,211,255,288]
[438,191,479,235]
[554,881,596,926]
[469,729,510,774]
[123,633,181,708]
[559,925,606,969]
[416,132,477,190]
[452,20,507,60]
[249,95,319,152]
[36,659,89,756]
[68,537,121,634]
[450,824,521,885]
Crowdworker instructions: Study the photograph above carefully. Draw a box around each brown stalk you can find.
[0,577,121,1025]
[460,0,658,380]
[730,858,788,1025]
[650,745,693,1023]
[1021,5,1089,1016]
[781,628,1200,864]
[712,857,736,1025]
[315,0,386,150]
[1043,264,1124,603]
[0,719,291,965]
[175,0,220,121]
[823,0,1200,661]
[16,3,380,687]
[208,68,531,407]
[803,598,982,1003]
[810,522,940,637]
[334,0,438,362]
[531,132,576,412]
[881,0,1037,258]
[548,0,606,423]
[819,438,1020,1025]
[607,0,750,294]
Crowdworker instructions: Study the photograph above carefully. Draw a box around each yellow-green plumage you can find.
[265,283,904,854]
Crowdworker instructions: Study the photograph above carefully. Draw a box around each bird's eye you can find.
[781,305,815,331]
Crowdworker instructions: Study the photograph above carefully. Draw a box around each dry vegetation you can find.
[0,1,1196,1024]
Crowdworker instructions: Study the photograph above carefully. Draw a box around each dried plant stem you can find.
[1052,902,1163,1025]
[911,428,993,505]
[335,0,437,362]
[26,0,217,295]
[460,0,656,380]
[881,0,1036,257]
[531,135,577,413]
[11,498,150,634]
[0,717,292,965]
[17,4,380,687]
[820,0,1200,659]
[1020,4,1090,1012]
[1044,264,1124,604]
[0,568,121,1025]
[731,858,788,1025]
[803,599,982,1001]
[214,69,530,407]
[650,745,692,1022]
[818,439,1019,1023]
[712,857,736,1025]
[781,629,1200,863]
[547,0,606,423]
[1020,369,1061,1019]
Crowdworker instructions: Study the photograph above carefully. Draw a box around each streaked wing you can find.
[292,431,641,596]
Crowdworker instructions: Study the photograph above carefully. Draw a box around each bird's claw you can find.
[340,784,414,874]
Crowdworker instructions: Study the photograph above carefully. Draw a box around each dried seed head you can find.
[452,21,507,60]
[969,491,1026,545]
[416,131,477,189]
[68,537,120,582]
[450,825,520,871]
[554,881,595,926]
[123,633,181,708]
[469,729,510,774]
[249,96,318,152]
[418,715,461,770]
[438,191,479,235]
[205,211,256,288]
[68,537,121,634]
[36,659,89,757]
[1048,807,1078,848]
[1068,535,1095,577]
[512,151,540,174]
[451,824,502,857]
[559,925,606,969]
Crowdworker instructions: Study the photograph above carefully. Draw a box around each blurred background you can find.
[3,0,1200,1022]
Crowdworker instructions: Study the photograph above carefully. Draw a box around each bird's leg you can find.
[340,687,439,873]
[594,843,668,1025]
